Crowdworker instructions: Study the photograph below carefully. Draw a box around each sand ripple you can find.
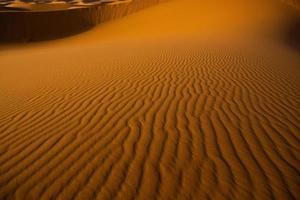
[0,40,299,200]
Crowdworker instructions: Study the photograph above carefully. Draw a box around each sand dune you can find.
[282,0,300,9]
[0,0,162,41]
[0,0,300,199]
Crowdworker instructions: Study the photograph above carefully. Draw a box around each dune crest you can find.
[0,0,163,41]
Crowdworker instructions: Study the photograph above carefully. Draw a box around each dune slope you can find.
[0,0,163,41]
[0,0,300,200]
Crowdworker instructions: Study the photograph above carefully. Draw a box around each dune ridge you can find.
[282,0,300,9]
[0,0,163,41]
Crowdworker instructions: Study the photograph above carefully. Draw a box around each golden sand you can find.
[0,0,299,199]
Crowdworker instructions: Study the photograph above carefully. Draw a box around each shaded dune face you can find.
[0,0,162,42]
[0,0,128,11]
[281,0,300,9]
[0,41,299,200]
[284,17,300,52]
[278,0,300,52]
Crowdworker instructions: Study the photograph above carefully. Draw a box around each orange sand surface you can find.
[0,0,300,199]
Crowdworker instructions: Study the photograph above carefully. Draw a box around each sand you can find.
[0,0,300,199]
[0,0,163,41]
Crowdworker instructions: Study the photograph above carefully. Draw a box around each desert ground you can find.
[0,0,300,199]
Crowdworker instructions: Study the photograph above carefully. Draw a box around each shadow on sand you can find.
[0,0,163,43]
[284,16,300,52]
[281,2,300,53]
[0,8,97,42]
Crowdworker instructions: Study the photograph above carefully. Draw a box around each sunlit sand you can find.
[0,0,299,199]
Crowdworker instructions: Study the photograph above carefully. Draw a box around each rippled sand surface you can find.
[0,0,300,199]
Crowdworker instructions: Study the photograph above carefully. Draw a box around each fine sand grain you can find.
[0,0,300,200]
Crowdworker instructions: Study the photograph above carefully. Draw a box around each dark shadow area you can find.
[279,1,300,53]
[285,17,300,52]
[0,0,162,43]
[0,8,97,42]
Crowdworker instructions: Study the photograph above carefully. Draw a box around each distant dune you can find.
[282,0,300,9]
[0,0,299,200]
[0,0,163,41]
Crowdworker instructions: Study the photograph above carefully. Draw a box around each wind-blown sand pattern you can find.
[0,0,300,199]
